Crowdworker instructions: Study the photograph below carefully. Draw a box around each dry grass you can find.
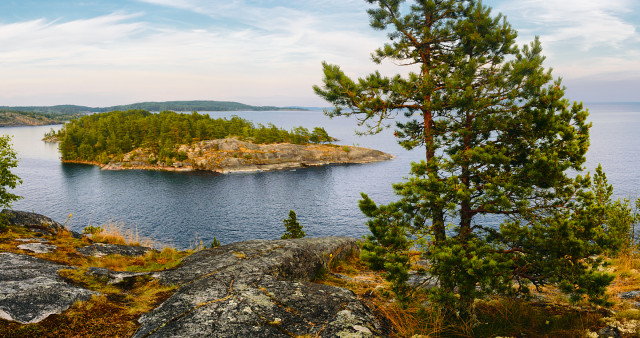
[0,222,189,337]
[89,221,155,248]
[316,253,615,338]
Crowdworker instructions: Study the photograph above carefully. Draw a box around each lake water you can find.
[2,103,639,248]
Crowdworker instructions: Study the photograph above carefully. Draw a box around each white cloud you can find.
[0,3,385,106]
[2,0,636,106]
[497,0,638,50]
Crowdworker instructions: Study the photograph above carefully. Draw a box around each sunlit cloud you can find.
[497,0,638,49]
[0,0,637,106]
[0,2,384,106]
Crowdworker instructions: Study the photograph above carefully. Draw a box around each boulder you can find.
[17,242,57,254]
[87,267,153,285]
[134,237,384,337]
[619,290,640,299]
[1,209,65,236]
[598,326,622,338]
[77,243,153,257]
[0,253,99,324]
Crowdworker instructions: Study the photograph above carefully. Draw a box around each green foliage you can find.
[588,165,640,254]
[310,127,332,144]
[210,237,221,248]
[82,225,104,235]
[53,110,334,164]
[315,0,614,315]
[0,135,22,211]
[281,210,306,239]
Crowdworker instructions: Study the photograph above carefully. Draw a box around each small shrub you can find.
[175,151,188,162]
[281,210,305,239]
[83,225,103,235]
[210,237,221,248]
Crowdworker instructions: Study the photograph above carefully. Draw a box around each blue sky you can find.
[0,0,638,107]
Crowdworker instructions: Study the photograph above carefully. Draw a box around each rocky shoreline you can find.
[0,210,384,337]
[73,138,394,173]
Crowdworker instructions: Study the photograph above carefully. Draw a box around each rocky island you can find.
[101,138,393,173]
[48,109,393,173]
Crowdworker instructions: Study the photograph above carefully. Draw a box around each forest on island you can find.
[50,110,333,164]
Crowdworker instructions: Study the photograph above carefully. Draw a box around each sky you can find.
[0,0,638,107]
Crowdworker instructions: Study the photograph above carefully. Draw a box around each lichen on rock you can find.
[134,237,384,337]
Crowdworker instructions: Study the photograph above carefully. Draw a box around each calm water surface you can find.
[3,103,639,248]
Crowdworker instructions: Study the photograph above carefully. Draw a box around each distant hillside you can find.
[0,100,307,114]
[0,110,85,127]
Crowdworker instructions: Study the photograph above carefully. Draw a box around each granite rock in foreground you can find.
[134,237,383,337]
[1,209,65,236]
[0,253,98,324]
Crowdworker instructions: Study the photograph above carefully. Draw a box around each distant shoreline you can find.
[0,100,310,115]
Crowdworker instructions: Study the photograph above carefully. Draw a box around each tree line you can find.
[51,110,333,164]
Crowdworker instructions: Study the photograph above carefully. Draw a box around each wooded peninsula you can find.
[0,110,83,127]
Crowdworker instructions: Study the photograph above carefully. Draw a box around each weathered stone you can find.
[15,238,49,243]
[619,290,640,299]
[406,271,439,289]
[87,266,153,284]
[77,243,153,257]
[17,242,57,254]
[134,237,383,337]
[0,253,99,324]
[101,138,394,173]
[598,325,622,338]
[1,209,65,236]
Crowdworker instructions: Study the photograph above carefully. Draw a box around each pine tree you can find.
[314,0,614,314]
[281,210,306,239]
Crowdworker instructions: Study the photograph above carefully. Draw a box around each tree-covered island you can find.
[47,109,393,172]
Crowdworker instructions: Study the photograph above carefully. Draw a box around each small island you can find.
[46,109,393,173]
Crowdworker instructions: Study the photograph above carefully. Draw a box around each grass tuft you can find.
[88,221,154,247]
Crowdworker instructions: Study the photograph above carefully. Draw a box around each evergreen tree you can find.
[314,0,612,314]
[281,210,306,239]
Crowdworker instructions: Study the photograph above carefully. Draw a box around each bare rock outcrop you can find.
[77,243,153,258]
[1,209,65,236]
[103,138,394,173]
[0,253,98,324]
[134,237,384,337]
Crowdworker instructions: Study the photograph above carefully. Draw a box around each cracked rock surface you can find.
[0,253,99,324]
[77,243,153,257]
[134,237,383,337]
